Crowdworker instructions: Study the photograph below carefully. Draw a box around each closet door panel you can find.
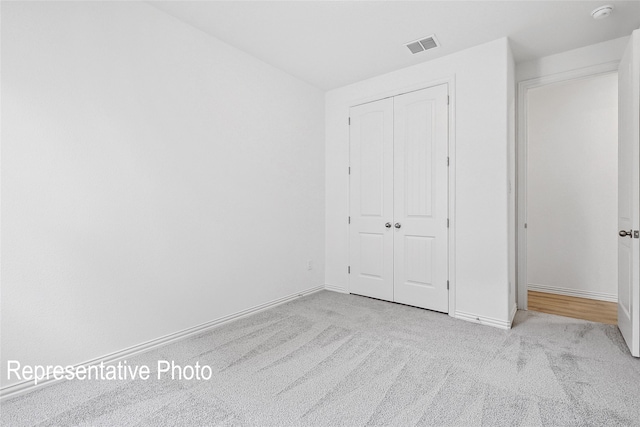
[393,85,449,312]
[349,98,394,301]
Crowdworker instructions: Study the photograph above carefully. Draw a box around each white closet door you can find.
[349,98,394,301]
[393,85,449,312]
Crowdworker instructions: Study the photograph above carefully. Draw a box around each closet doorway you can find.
[348,84,449,313]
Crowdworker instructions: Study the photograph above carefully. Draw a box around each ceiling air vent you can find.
[406,35,440,54]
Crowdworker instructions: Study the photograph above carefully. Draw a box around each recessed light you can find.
[591,5,614,20]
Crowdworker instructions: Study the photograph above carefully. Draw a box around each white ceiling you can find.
[149,1,640,90]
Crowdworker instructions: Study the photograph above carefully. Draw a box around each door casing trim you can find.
[347,76,456,315]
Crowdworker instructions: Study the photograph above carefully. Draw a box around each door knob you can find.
[385,222,391,228]
[395,223,401,229]
[619,230,633,237]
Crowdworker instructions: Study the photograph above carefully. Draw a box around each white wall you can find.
[516,36,629,82]
[526,74,618,301]
[507,44,517,320]
[326,38,512,328]
[1,2,325,387]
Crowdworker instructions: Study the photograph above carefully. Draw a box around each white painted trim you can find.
[510,303,518,326]
[0,285,324,401]
[517,77,529,310]
[516,60,620,311]
[454,310,512,330]
[528,283,617,303]
[447,76,457,317]
[346,76,457,315]
[324,283,349,294]
[347,76,456,110]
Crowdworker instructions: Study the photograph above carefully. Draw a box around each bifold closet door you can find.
[349,98,394,301]
[393,85,449,313]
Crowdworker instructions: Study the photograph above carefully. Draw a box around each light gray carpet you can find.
[2,290,640,426]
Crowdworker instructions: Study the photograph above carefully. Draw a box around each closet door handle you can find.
[619,230,632,237]
[385,222,392,228]
[395,223,402,229]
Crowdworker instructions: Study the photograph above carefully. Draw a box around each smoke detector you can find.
[591,5,614,19]
[406,35,440,54]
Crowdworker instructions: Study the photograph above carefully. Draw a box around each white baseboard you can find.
[0,285,324,401]
[324,283,349,294]
[528,283,617,303]
[454,310,512,330]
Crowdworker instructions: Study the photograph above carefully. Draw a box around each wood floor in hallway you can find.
[528,290,617,325]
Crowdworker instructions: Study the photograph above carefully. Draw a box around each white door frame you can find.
[347,76,457,316]
[516,61,620,310]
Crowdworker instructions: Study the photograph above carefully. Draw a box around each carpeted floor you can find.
[2,290,640,426]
